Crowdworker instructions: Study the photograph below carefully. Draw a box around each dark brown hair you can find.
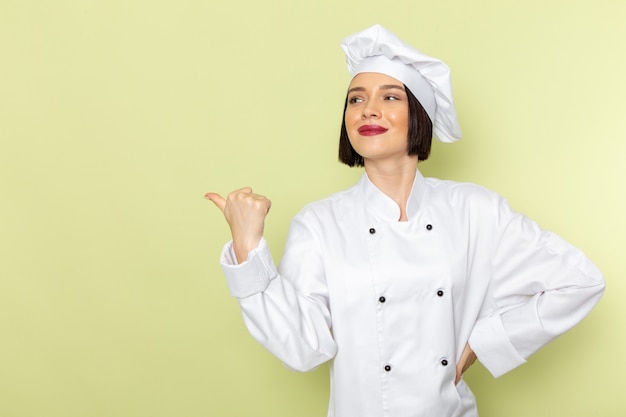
[338,84,433,167]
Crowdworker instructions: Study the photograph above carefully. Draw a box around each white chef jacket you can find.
[219,169,605,417]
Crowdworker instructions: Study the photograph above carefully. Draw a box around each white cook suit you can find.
[219,169,605,417]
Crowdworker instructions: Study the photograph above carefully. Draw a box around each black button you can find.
[379,296,386,303]
[437,290,444,297]
[426,224,433,231]
[369,228,376,234]
[384,365,392,372]
[441,359,448,366]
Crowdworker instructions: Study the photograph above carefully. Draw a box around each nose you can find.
[362,101,380,119]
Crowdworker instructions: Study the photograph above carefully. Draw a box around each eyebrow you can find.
[347,84,405,94]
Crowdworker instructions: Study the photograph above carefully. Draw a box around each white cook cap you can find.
[341,24,462,143]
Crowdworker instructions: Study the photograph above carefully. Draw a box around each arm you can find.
[206,189,337,371]
[468,196,605,378]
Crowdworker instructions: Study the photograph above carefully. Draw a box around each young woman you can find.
[206,24,605,417]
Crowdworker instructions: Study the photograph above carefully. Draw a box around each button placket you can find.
[366,222,393,387]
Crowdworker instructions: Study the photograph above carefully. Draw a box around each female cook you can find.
[205,24,605,417]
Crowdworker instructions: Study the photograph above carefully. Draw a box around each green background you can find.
[1,0,623,416]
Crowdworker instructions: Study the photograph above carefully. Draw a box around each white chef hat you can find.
[341,24,462,143]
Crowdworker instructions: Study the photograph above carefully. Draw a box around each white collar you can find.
[359,169,427,222]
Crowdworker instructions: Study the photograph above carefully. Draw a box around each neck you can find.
[364,156,419,221]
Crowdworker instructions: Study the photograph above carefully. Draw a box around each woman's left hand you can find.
[455,343,477,385]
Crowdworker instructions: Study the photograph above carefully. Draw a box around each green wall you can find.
[1,0,623,416]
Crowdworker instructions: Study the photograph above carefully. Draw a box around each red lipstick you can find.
[358,125,388,136]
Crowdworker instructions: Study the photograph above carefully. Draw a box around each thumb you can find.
[205,192,227,213]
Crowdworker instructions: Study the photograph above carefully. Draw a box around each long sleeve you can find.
[220,208,338,372]
[468,196,605,378]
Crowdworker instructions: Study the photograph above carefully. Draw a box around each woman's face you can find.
[345,72,410,165]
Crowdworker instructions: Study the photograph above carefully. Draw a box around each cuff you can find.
[468,313,526,378]
[219,238,278,299]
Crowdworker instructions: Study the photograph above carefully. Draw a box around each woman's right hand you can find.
[205,187,271,264]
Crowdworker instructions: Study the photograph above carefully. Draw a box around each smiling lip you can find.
[358,125,388,136]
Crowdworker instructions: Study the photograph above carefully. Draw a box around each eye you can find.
[348,96,364,104]
[385,95,401,101]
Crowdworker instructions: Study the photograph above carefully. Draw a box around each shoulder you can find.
[296,182,362,221]
[285,179,367,234]
[425,177,504,211]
